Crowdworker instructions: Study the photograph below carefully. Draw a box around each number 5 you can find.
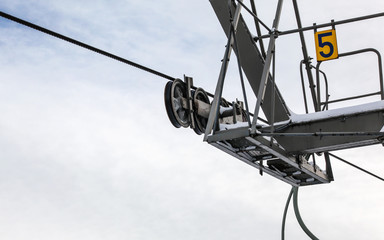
[318,32,334,58]
[315,29,338,61]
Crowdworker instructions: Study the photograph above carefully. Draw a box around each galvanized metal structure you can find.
[164,0,384,186]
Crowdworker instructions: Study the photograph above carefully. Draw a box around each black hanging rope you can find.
[0,11,176,81]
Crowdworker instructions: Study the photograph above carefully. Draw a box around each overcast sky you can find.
[0,0,384,239]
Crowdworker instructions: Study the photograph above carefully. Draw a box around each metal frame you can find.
[250,0,284,133]
[253,12,384,40]
[206,0,384,186]
[293,0,318,112]
[206,0,332,186]
[204,0,243,140]
[316,48,384,110]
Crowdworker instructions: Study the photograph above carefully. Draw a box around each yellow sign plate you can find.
[314,29,338,62]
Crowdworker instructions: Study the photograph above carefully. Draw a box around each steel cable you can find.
[0,10,272,125]
[0,11,176,81]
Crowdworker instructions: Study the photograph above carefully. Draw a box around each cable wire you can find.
[0,11,176,81]
[292,187,319,240]
[281,187,294,240]
[329,153,384,182]
[281,187,319,240]
[0,10,271,124]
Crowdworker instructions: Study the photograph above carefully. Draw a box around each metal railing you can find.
[315,48,384,110]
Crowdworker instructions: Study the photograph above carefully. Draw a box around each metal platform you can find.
[207,126,330,186]
[204,0,384,186]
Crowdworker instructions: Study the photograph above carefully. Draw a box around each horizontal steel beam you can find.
[254,12,384,40]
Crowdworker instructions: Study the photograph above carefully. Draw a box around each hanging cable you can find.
[281,187,294,240]
[282,187,320,240]
[293,187,319,240]
[329,153,384,182]
[0,11,176,81]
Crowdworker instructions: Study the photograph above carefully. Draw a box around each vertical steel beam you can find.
[251,0,284,133]
[292,0,319,111]
[232,22,252,126]
[204,1,243,140]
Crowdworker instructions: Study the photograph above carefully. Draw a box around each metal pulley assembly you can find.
[164,78,210,134]
[164,77,246,135]
[164,79,190,128]
[192,87,210,134]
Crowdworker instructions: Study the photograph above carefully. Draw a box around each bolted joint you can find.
[269,27,281,39]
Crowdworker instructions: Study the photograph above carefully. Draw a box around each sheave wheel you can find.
[164,79,190,128]
[193,88,210,135]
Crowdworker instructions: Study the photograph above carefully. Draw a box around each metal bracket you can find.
[184,75,195,130]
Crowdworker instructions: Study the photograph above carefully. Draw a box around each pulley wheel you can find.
[164,79,190,128]
[193,88,210,135]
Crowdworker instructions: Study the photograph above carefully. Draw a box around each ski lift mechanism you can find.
[0,1,383,187]
[164,0,384,186]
